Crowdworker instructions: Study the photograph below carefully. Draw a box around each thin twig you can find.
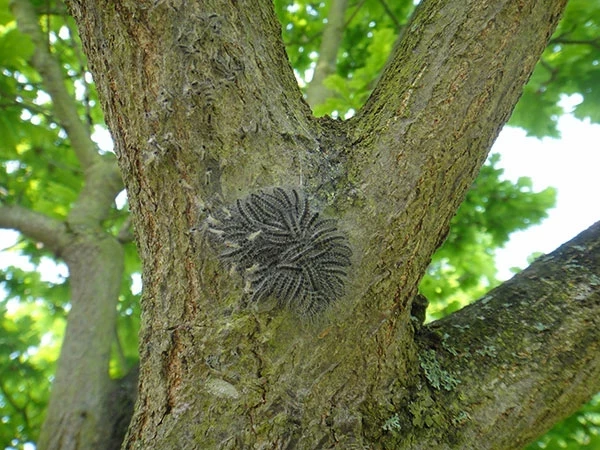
[376,0,402,31]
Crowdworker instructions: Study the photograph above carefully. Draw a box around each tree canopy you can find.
[0,0,599,448]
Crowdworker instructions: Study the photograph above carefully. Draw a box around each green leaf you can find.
[0,27,35,68]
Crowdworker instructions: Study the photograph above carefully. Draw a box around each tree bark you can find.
[418,221,600,449]
[63,0,595,449]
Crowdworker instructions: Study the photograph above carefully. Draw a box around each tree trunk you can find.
[66,0,600,448]
[10,1,129,448]
[37,238,124,450]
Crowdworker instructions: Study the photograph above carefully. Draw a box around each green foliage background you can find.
[1,0,599,448]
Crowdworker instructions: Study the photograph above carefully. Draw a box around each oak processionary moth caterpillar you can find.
[207,187,352,315]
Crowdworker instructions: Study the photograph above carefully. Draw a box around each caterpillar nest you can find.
[207,187,352,315]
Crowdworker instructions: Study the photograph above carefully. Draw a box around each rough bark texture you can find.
[419,221,600,449]
[63,0,599,449]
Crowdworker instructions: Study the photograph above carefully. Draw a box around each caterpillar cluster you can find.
[207,187,352,315]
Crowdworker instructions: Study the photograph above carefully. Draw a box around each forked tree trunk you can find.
[67,0,600,448]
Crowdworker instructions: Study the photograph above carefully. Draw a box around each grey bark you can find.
[63,0,596,449]
[419,221,600,449]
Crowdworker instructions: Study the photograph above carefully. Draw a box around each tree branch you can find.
[116,216,134,243]
[345,0,568,313]
[11,0,100,171]
[418,221,600,448]
[376,0,402,31]
[306,0,348,107]
[66,156,124,230]
[11,0,124,228]
[550,36,600,50]
[0,98,56,124]
[0,205,70,255]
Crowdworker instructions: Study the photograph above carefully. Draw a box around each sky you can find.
[1,112,599,286]
[493,114,600,279]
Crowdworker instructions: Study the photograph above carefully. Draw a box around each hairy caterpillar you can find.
[207,187,351,315]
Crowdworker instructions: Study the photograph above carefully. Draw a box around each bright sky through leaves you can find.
[494,107,600,279]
